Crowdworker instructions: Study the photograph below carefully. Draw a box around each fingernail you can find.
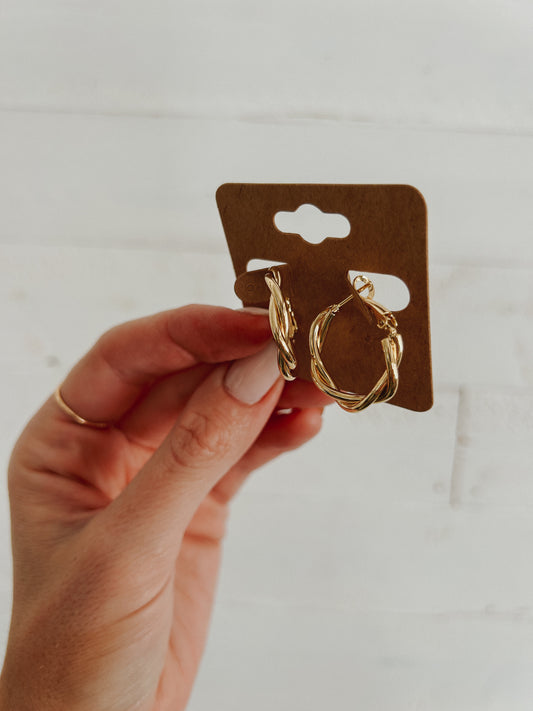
[224,341,281,404]
[237,306,269,315]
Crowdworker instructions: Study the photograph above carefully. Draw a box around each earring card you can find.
[217,183,433,412]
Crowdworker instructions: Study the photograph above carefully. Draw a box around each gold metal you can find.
[309,275,403,412]
[54,386,110,429]
[264,267,298,381]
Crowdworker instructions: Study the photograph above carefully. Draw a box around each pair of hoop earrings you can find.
[265,267,403,413]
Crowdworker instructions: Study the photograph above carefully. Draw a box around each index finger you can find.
[57,305,271,425]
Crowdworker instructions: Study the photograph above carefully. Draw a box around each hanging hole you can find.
[247,258,286,272]
[348,270,410,311]
[274,204,350,245]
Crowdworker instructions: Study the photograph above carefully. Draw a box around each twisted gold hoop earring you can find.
[265,267,298,381]
[309,275,403,412]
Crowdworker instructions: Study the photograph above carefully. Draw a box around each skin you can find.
[0,305,330,711]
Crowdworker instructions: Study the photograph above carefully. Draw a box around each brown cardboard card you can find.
[217,183,432,412]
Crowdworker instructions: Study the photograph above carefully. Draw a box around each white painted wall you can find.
[1,2,532,708]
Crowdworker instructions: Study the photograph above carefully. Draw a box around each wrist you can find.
[0,670,20,711]
[0,658,48,711]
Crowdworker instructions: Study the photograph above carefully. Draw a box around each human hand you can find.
[0,305,328,711]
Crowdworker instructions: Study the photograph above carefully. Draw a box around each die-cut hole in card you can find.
[274,203,351,244]
[217,183,433,412]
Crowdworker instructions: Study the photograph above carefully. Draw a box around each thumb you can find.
[101,341,283,556]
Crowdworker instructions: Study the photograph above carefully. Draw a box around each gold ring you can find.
[309,275,403,412]
[265,267,298,381]
[54,386,110,429]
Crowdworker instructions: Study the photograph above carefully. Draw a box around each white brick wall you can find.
[1,2,532,708]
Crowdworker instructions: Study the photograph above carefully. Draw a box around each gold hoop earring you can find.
[265,267,298,381]
[309,275,403,412]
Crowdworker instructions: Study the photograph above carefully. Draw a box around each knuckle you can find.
[96,321,154,387]
[169,409,236,470]
[96,323,122,351]
[185,495,230,544]
[94,328,132,382]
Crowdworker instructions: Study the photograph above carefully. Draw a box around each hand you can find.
[0,305,327,711]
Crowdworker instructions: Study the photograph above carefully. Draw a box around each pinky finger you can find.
[211,407,323,504]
